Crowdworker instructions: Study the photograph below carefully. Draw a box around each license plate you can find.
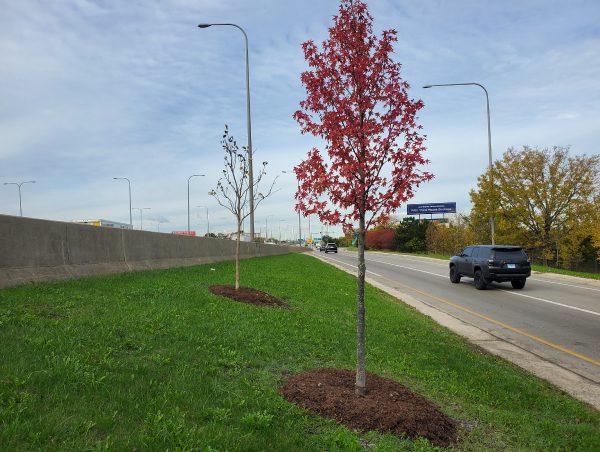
[506,263,516,269]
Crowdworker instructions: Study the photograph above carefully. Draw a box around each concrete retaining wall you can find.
[0,214,304,288]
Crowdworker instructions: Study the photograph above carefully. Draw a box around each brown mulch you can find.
[280,368,457,447]
[208,285,289,308]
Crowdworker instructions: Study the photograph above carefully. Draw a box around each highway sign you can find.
[407,202,456,215]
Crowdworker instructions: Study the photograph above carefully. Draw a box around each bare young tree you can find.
[210,125,278,289]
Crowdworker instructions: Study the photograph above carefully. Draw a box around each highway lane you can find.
[318,249,600,383]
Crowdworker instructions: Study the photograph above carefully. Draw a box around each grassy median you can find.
[1,253,598,450]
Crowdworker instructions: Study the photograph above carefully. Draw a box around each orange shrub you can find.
[365,229,395,250]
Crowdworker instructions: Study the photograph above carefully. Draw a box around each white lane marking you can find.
[366,257,447,279]
[496,289,600,317]
[321,255,382,277]
[529,278,600,293]
[344,256,600,318]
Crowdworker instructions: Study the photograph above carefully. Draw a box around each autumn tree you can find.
[470,146,599,264]
[294,0,432,395]
[426,214,474,256]
[210,125,277,289]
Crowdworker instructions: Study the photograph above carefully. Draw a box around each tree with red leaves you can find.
[293,0,432,395]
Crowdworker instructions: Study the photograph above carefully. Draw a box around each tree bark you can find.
[355,214,367,396]
[235,217,241,290]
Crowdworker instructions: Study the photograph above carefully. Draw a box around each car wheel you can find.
[335,251,338,253]
[511,279,526,289]
[449,265,461,284]
[474,270,487,290]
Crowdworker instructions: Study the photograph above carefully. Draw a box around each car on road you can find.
[449,245,531,290]
[319,242,327,252]
[324,243,338,253]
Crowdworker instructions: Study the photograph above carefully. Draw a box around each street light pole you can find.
[265,214,274,241]
[113,177,132,227]
[197,205,210,236]
[3,180,35,217]
[132,207,151,230]
[423,82,495,245]
[187,174,205,233]
[198,23,255,241]
[282,170,302,244]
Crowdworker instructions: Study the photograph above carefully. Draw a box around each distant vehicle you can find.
[324,243,338,253]
[264,241,276,245]
[449,245,531,290]
[319,242,327,252]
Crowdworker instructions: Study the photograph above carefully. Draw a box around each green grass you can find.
[1,254,599,450]
[529,264,600,280]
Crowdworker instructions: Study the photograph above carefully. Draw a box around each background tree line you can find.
[362,146,600,271]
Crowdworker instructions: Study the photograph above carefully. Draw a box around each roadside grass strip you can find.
[1,253,599,450]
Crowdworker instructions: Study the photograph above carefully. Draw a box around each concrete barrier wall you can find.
[0,214,304,288]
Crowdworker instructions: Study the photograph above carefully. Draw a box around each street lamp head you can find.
[197,23,212,28]
[422,85,432,89]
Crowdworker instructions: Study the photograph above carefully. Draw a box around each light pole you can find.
[187,174,205,233]
[3,180,35,217]
[282,170,302,244]
[265,214,274,241]
[113,177,132,227]
[423,82,495,245]
[278,219,286,242]
[132,207,151,230]
[197,205,210,236]
[198,22,255,241]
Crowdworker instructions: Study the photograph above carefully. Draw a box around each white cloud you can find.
[1,0,599,234]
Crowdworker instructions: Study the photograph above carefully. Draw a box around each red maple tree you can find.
[293,0,432,395]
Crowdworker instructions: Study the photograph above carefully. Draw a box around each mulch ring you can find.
[209,285,289,309]
[280,368,457,447]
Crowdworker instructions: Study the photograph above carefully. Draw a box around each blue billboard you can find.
[407,202,456,215]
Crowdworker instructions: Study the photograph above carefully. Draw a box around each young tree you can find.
[470,146,599,264]
[210,125,277,289]
[293,0,432,395]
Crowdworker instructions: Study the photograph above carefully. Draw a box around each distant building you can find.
[74,219,133,230]
[228,231,251,242]
[171,231,197,236]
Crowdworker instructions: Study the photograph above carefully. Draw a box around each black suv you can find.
[324,243,338,253]
[449,245,531,290]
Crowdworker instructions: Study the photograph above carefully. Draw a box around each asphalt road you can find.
[318,248,600,383]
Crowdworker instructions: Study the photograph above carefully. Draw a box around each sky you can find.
[1,0,599,238]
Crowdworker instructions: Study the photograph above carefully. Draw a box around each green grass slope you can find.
[1,253,598,450]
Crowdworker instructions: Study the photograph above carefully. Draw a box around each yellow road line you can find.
[322,254,600,367]
[386,278,600,367]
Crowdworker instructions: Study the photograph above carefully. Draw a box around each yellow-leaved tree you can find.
[470,146,599,266]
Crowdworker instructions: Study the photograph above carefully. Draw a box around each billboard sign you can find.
[407,202,456,215]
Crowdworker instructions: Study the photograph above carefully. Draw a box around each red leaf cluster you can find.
[365,228,395,250]
[293,0,433,232]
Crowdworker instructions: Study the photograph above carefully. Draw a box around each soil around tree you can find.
[209,285,289,308]
[280,368,457,447]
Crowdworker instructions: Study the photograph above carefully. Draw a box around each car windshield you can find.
[493,249,526,260]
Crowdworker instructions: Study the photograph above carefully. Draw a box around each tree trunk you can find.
[355,214,367,396]
[235,219,241,290]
